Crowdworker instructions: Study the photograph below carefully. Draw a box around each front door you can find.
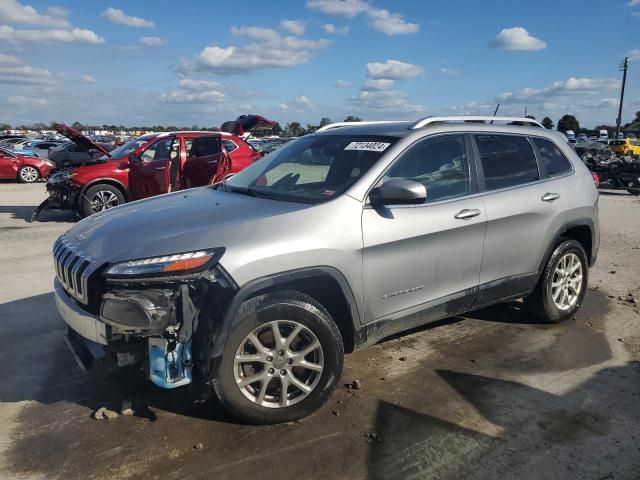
[0,150,16,178]
[183,136,223,188]
[129,137,178,200]
[362,134,486,324]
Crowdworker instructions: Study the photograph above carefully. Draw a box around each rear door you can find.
[129,136,178,199]
[362,134,486,324]
[472,133,568,304]
[182,136,223,188]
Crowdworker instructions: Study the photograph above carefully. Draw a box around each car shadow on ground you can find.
[367,362,640,479]
[0,205,76,223]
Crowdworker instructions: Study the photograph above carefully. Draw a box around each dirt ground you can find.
[0,182,639,480]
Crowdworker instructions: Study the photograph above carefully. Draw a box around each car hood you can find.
[63,187,308,265]
[220,114,278,136]
[53,123,111,157]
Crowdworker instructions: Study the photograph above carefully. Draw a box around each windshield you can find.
[101,137,152,160]
[223,134,399,204]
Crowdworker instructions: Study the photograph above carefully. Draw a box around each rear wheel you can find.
[81,184,125,217]
[524,239,588,323]
[213,291,344,424]
[18,166,39,183]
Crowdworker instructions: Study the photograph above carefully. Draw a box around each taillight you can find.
[591,172,600,188]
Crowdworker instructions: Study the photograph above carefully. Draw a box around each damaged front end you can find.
[56,244,235,398]
[32,171,81,221]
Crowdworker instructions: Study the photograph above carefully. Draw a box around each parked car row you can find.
[33,115,277,219]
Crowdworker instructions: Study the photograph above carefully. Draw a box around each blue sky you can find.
[0,0,639,128]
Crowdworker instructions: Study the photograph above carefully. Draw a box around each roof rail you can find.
[316,120,408,132]
[409,116,545,130]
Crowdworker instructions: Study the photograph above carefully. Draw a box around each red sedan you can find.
[0,147,54,183]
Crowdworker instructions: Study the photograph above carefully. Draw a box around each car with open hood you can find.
[48,124,114,169]
[34,115,277,219]
[0,146,54,182]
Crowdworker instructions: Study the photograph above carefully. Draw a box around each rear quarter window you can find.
[474,134,539,191]
[531,138,572,177]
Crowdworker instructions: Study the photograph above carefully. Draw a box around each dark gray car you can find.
[52,116,599,424]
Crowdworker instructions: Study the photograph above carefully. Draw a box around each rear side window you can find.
[190,137,220,157]
[222,139,238,153]
[532,138,572,177]
[475,134,539,191]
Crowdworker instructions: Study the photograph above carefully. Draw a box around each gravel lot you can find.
[1,182,639,480]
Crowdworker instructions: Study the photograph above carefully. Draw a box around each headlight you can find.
[43,160,55,167]
[106,249,220,277]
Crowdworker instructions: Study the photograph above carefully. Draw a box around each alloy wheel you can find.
[20,166,38,182]
[90,190,119,212]
[551,252,583,311]
[233,320,324,408]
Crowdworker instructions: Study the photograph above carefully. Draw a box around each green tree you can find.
[71,121,84,130]
[271,123,283,136]
[285,122,304,137]
[541,117,554,129]
[344,115,362,122]
[0,122,12,131]
[319,117,332,127]
[525,115,536,120]
[557,115,579,133]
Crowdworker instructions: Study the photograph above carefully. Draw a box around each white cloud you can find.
[0,0,70,27]
[348,88,423,114]
[306,0,369,18]
[628,49,640,60]
[231,25,280,41]
[0,53,19,64]
[0,63,54,85]
[162,90,225,104]
[627,0,640,6]
[334,79,352,87]
[633,11,640,17]
[184,27,330,74]
[323,23,349,34]
[440,67,458,75]
[280,19,305,36]
[490,27,546,51]
[366,59,423,79]
[8,95,46,106]
[367,8,418,35]
[178,78,223,91]
[363,78,394,90]
[80,74,96,83]
[139,36,165,47]
[101,8,154,28]
[496,77,620,104]
[307,0,418,35]
[278,95,315,112]
[0,25,105,44]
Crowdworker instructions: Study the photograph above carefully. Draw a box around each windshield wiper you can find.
[226,185,265,198]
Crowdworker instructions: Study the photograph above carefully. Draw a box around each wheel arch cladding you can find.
[538,220,595,278]
[214,267,361,358]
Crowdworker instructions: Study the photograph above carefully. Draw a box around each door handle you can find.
[454,208,481,220]
[154,166,166,171]
[541,192,560,202]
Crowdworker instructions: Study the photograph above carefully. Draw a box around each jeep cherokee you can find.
[53,116,599,424]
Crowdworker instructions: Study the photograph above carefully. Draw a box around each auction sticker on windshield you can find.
[344,141,391,152]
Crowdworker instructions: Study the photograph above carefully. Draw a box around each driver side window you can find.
[383,135,470,203]
[141,137,178,162]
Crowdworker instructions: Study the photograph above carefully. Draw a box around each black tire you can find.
[81,184,125,217]
[17,165,40,183]
[213,290,344,424]
[524,239,589,323]
[627,189,640,196]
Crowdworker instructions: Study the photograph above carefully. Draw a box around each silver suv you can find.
[53,116,599,424]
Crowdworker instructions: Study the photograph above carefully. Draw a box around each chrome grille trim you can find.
[52,235,95,305]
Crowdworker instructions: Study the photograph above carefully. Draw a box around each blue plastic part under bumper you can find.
[148,337,192,389]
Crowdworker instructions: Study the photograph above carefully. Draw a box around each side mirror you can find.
[128,152,139,163]
[369,179,427,206]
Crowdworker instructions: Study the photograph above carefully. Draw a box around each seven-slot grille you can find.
[53,235,95,304]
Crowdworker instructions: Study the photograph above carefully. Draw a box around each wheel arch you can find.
[79,178,129,204]
[537,219,596,280]
[212,267,362,359]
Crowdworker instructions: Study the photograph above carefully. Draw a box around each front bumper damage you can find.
[31,179,80,222]
[54,266,235,396]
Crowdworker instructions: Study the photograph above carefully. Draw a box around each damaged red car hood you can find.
[220,115,278,136]
[53,123,112,157]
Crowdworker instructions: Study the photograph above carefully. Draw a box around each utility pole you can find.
[524,106,528,117]
[615,57,629,139]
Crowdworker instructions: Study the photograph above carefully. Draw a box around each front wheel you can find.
[18,166,40,183]
[81,184,125,217]
[524,239,588,323]
[213,291,344,424]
